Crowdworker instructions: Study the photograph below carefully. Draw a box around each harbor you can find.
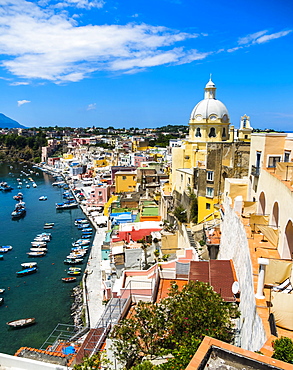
[0,162,99,355]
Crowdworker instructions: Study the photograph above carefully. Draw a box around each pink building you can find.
[87,185,109,206]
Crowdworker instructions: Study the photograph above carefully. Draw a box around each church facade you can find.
[171,78,252,223]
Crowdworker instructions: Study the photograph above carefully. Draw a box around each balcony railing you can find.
[251,165,260,177]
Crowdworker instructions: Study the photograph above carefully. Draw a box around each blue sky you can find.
[0,0,292,130]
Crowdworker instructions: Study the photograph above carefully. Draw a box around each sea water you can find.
[0,162,89,355]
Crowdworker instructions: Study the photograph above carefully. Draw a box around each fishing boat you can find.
[13,192,23,201]
[6,317,36,328]
[30,247,47,252]
[68,267,81,271]
[31,241,47,247]
[27,251,45,257]
[56,201,78,210]
[62,277,77,283]
[21,262,37,269]
[39,196,47,201]
[0,288,5,294]
[16,267,37,276]
[11,202,26,219]
[1,245,12,251]
[67,270,81,275]
[64,258,83,265]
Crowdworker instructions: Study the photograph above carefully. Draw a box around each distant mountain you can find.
[0,113,26,128]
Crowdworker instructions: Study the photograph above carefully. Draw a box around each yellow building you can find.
[172,78,251,223]
[115,171,137,193]
[63,153,74,160]
[93,158,108,167]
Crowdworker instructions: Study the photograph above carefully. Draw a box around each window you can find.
[244,135,248,139]
[284,152,290,163]
[222,128,226,137]
[206,187,214,198]
[195,128,201,137]
[188,177,191,184]
[122,176,127,180]
[181,174,183,181]
[206,203,211,210]
[268,156,281,168]
[207,171,214,181]
[208,127,216,138]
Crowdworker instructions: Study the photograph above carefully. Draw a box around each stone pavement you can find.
[84,229,106,328]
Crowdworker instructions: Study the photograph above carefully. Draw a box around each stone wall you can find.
[218,199,267,351]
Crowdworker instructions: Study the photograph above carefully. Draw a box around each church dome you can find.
[189,78,229,122]
[190,99,229,121]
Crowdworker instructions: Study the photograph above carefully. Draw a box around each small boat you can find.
[0,297,4,306]
[39,196,47,201]
[6,317,36,328]
[56,202,78,210]
[27,251,45,257]
[44,223,54,227]
[16,267,37,276]
[31,241,47,247]
[21,262,37,269]
[81,234,91,239]
[30,248,47,252]
[62,277,77,283]
[68,267,81,271]
[82,228,93,232]
[32,183,37,188]
[0,288,5,294]
[1,245,12,251]
[37,232,51,238]
[0,255,3,260]
[0,248,9,253]
[44,225,53,229]
[11,202,26,219]
[64,258,83,265]
[13,192,23,200]
[26,184,30,188]
[34,236,50,242]
[67,270,81,275]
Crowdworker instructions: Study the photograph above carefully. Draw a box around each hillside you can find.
[0,113,26,128]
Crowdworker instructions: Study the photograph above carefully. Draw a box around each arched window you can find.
[271,202,279,228]
[195,128,201,137]
[222,128,226,137]
[208,127,216,138]
[284,220,293,259]
[259,192,266,215]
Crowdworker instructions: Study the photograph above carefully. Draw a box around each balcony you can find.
[251,165,260,177]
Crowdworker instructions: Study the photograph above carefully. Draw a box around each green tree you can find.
[272,336,293,363]
[174,205,187,223]
[111,281,239,369]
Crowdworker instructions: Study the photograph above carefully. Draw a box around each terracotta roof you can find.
[189,260,237,302]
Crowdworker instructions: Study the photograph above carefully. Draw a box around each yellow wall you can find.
[63,153,74,160]
[94,159,108,167]
[198,196,220,223]
[115,173,137,193]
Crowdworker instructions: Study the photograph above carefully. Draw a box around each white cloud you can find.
[255,30,292,44]
[238,30,268,45]
[10,81,29,85]
[87,103,96,110]
[17,99,31,106]
[237,29,292,46]
[54,0,105,9]
[0,0,202,83]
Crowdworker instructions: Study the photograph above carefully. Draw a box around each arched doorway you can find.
[259,192,266,215]
[284,220,293,259]
[271,202,279,227]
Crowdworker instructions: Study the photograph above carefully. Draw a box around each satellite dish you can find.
[232,281,240,294]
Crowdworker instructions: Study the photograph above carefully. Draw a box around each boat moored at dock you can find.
[6,318,36,328]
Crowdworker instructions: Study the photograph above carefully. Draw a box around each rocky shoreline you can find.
[71,286,84,331]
